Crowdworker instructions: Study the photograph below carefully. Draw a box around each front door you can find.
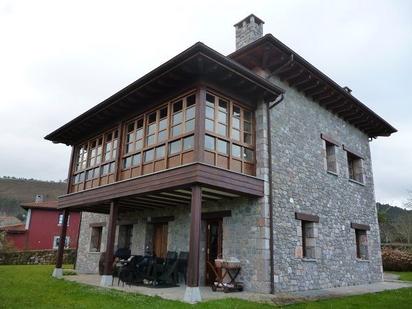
[205,219,223,285]
[152,222,168,258]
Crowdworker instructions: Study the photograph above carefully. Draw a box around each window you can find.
[169,140,182,155]
[183,135,194,151]
[204,135,215,151]
[295,212,319,259]
[355,229,368,260]
[325,141,337,173]
[58,214,70,226]
[53,236,70,249]
[347,151,363,183]
[90,226,103,252]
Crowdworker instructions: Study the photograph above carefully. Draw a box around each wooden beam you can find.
[306,86,328,98]
[187,185,202,287]
[282,69,304,83]
[55,209,69,269]
[103,200,119,276]
[297,80,320,92]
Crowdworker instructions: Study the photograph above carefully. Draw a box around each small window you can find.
[187,94,196,106]
[217,139,228,155]
[53,236,70,249]
[144,149,154,162]
[155,145,165,160]
[243,148,254,162]
[232,144,241,158]
[347,152,363,183]
[301,221,316,259]
[131,153,141,166]
[204,135,215,151]
[355,229,368,260]
[90,226,102,252]
[325,141,337,173]
[123,156,132,169]
[183,135,194,151]
[173,100,183,112]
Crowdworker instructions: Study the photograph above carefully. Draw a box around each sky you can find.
[0,0,411,206]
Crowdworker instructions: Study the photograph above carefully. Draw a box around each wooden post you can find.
[52,209,69,278]
[101,200,118,286]
[184,185,202,303]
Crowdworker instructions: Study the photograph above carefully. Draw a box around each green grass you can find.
[389,272,412,281]
[0,265,411,308]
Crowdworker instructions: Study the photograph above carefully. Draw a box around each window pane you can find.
[187,94,195,106]
[232,144,241,158]
[173,100,183,112]
[155,145,165,160]
[158,130,167,142]
[204,135,215,151]
[93,167,100,178]
[135,128,143,140]
[173,112,182,125]
[232,129,240,141]
[144,149,154,162]
[232,117,240,130]
[86,170,93,181]
[135,139,143,151]
[132,153,141,166]
[172,124,182,137]
[148,112,156,123]
[218,111,227,123]
[109,162,115,173]
[243,148,254,162]
[205,119,214,132]
[183,135,194,150]
[160,107,168,119]
[244,121,252,132]
[137,119,143,129]
[185,119,195,132]
[186,106,195,120]
[217,139,228,155]
[101,164,109,175]
[206,93,215,105]
[148,123,156,135]
[218,99,227,111]
[127,123,134,133]
[169,140,181,155]
[123,157,132,169]
[217,123,227,136]
[233,106,240,118]
[206,106,214,119]
[146,135,155,146]
[244,132,252,144]
[159,118,167,131]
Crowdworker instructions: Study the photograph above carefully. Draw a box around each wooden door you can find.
[153,223,168,258]
[205,219,223,285]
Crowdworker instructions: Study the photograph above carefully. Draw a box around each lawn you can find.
[0,265,411,309]
[389,272,412,282]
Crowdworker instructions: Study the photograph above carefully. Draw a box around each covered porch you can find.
[53,163,265,303]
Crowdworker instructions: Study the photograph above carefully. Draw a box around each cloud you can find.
[0,0,410,205]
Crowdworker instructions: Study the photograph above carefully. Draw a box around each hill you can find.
[0,177,67,218]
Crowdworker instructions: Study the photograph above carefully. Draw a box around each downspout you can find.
[266,93,284,294]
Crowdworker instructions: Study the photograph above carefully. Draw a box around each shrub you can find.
[382,247,412,271]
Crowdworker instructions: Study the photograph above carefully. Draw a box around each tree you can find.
[0,231,14,253]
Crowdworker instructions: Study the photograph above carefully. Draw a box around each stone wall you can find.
[0,249,75,265]
[267,75,383,292]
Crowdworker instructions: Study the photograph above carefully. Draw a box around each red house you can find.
[1,198,81,251]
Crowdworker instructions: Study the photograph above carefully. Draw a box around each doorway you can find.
[152,222,168,258]
[205,218,223,285]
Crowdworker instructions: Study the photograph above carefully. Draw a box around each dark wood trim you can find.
[342,145,364,159]
[115,121,125,181]
[195,86,206,163]
[187,185,202,287]
[103,200,118,276]
[55,209,69,268]
[89,222,107,227]
[295,212,319,223]
[201,210,231,220]
[351,222,370,231]
[148,216,175,223]
[66,147,75,194]
[320,133,340,146]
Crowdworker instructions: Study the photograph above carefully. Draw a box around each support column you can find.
[184,185,202,303]
[52,209,69,278]
[100,200,118,286]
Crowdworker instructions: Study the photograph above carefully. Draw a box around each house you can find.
[0,195,81,251]
[46,15,396,302]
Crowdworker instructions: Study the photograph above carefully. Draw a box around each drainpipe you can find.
[266,93,284,294]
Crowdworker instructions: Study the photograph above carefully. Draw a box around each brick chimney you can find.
[234,14,264,50]
[34,194,44,203]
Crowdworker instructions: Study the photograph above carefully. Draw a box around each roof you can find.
[20,200,59,210]
[45,42,284,145]
[0,223,26,234]
[229,34,397,138]
[0,216,21,227]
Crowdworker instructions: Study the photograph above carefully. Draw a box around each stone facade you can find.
[235,15,264,50]
[267,75,382,292]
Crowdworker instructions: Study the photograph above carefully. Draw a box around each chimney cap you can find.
[234,14,265,28]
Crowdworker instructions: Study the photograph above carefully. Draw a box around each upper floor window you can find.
[325,141,337,173]
[344,146,364,183]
